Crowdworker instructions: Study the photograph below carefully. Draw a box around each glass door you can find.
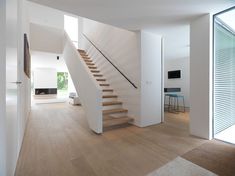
[214,8,235,144]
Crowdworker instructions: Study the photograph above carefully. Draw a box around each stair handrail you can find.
[82,33,138,89]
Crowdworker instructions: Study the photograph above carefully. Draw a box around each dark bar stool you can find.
[164,94,185,113]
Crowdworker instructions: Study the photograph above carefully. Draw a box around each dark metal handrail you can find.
[83,33,138,89]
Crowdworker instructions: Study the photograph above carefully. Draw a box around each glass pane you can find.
[64,15,78,48]
[214,21,235,135]
[57,72,69,97]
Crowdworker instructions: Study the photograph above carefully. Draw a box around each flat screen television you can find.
[168,70,181,79]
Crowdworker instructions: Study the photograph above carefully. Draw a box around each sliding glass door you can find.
[214,10,235,140]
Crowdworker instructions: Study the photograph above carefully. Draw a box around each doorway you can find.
[213,7,235,144]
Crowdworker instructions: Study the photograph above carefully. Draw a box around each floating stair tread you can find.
[102,89,113,92]
[84,59,92,61]
[102,95,118,98]
[93,74,103,77]
[78,49,85,53]
[83,58,91,60]
[84,61,94,65]
[103,116,133,127]
[100,84,110,86]
[103,108,128,115]
[81,55,88,57]
[88,66,97,69]
[103,101,122,106]
[97,79,106,81]
[86,63,95,65]
[91,70,100,73]
[84,61,93,64]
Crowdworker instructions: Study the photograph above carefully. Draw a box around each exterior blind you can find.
[214,21,235,135]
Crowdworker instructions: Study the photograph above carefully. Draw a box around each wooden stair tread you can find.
[84,58,91,61]
[100,83,109,86]
[84,61,93,64]
[78,49,132,130]
[102,95,118,98]
[88,66,97,69]
[103,101,122,106]
[93,74,103,77]
[103,116,133,127]
[78,49,85,52]
[91,70,100,73]
[103,108,128,115]
[102,89,113,92]
[97,79,106,81]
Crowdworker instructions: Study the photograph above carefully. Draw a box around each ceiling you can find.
[28,0,234,30]
[27,0,234,60]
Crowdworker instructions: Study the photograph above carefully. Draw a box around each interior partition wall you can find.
[213,16,235,136]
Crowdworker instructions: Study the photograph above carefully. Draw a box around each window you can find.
[57,72,68,97]
[214,18,235,135]
[64,15,78,48]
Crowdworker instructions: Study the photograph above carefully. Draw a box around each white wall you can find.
[27,1,64,29]
[34,68,57,89]
[82,19,163,127]
[190,14,213,139]
[83,18,140,86]
[63,33,103,133]
[31,51,76,93]
[164,58,190,107]
[31,51,66,71]
[140,31,163,126]
[17,0,31,158]
[30,23,64,53]
[0,0,31,175]
[82,18,142,125]
[149,25,190,61]
[0,0,7,175]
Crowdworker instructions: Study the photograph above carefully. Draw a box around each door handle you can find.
[10,81,22,84]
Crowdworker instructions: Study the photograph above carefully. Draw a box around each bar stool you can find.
[164,94,185,113]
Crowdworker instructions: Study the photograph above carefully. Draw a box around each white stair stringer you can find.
[78,49,134,130]
[63,32,103,133]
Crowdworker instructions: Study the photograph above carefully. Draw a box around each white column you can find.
[140,31,163,127]
[190,14,213,139]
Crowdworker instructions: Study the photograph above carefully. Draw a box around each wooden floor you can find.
[182,140,235,176]
[15,103,206,176]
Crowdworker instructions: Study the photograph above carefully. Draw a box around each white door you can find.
[6,0,20,175]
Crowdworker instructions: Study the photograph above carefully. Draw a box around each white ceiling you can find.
[27,0,234,30]
[27,0,234,60]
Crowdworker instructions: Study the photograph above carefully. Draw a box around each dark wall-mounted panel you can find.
[35,88,57,95]
[168,70,181,79]
[164,88,181,92]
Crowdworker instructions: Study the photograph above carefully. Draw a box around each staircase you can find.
[78,49,133,130]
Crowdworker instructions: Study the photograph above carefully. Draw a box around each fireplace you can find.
[35,88,57,95]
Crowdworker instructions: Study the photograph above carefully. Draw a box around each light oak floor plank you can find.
[15,103,206,176]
